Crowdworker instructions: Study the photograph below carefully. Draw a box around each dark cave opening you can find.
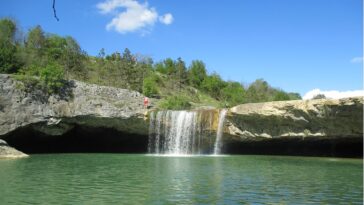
[3,125,148,154]
[2,125,362,158]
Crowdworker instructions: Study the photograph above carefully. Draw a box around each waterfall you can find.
[148,109,227,155]
[213,109,227,155]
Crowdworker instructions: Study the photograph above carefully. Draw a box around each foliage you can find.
[26,25,46,56]
[188,60,207,88]
[0,18,20,73]
[272,90,290,101]
[13,74,40,92]
[201,73,226,98]
[287,92,301,100]
[143,74,159,97]
[220,81,246,107]
[39,63,65,94]
[15,63,65,94]
[159,95,191,110]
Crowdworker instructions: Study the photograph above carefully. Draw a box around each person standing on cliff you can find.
[144,97,149,109]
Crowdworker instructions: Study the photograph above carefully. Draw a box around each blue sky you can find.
[1,0,362,97]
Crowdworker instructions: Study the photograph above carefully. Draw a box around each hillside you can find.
[0,18,301,109]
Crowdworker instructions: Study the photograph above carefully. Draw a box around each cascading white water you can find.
[213,109,227,155]
[148,109,227,155]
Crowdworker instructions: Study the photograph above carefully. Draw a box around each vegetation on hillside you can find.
[0,18,301,109]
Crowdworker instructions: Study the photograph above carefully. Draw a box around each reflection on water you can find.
[0,154,362,204]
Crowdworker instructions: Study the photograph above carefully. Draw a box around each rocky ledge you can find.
[0,74,148,136]
[0,139,28,158]
[227,98,363,140]
[0,74,149,154]
[224,98,363,156]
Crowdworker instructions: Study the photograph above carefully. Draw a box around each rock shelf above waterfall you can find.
[227,97,363,141]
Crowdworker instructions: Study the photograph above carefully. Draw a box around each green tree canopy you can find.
[188,60,207,88]
[221,81,246,106]
[0,18,19,73]
[0,18,16,42]
[201,73,226,99]
[26,25,46,52]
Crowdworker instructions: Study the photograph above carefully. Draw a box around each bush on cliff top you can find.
[14,63,65,95]
[159,95,191,110]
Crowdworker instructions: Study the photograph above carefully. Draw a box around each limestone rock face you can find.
[0,74,149,137]
[227,98,363,141]
[0,139,28,158]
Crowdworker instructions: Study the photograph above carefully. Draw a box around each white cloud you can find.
[97,0,173,34]
[350,57,363,63]
[159,13,173,25]
[303,89,364,100]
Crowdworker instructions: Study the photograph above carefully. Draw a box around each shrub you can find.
[39,63,65,94]
[14,63,65,95]
[143,75,159,97]
[159,95,191,110]
[273,90,290,101]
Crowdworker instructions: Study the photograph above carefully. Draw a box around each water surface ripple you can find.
[0,154,362,204]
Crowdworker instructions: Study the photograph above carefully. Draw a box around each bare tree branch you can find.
[53,0,59,21]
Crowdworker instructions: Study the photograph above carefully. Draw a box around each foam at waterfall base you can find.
[145,153,230,157]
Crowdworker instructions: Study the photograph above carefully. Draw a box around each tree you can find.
[45,34,67,60]
[26,25,46,53]
[164,58,176,75]
[143,75,159,97]
[154,62,167,74]
[176,57,187,90]
[106,51,122,61]
[221,81,246,106]
[39,63,65,94]
[0,18,16,42]
[188,60,207,88]
[62,36,85,78]
[122,48,134,63]
[245,79,270,102]
[201,73,226,99]
[287,92,301,100]
[0,18,20,73]
[98,48,105,59]
[273,90,290,101]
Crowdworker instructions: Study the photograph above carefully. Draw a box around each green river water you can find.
[0,154,362,204]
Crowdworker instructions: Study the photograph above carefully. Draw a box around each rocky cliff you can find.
[227,98,363,140]
[0,74,148,136]
[0,74,362,157]
[225,98,363,156]
[0,74,149,154]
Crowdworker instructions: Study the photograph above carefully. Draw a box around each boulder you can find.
[0,139,28,158]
